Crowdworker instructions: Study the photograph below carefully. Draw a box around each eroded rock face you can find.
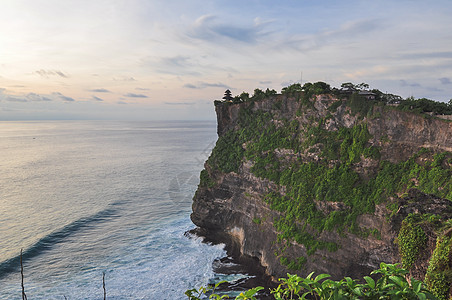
[192,165,400,280]
[369,107,452,162]
[192,94,452,281]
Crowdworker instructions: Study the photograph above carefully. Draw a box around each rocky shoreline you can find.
[187,228,277,299]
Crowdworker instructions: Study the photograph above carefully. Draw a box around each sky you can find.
[0,0,451,120]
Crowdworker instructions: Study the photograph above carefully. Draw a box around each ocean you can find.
[0,120,242,299]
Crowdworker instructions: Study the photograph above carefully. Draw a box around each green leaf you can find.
[306,271,315,280]
[215,280,228,289]
[314,273,331,282]
[411,280,422,293]
[352,287,363,296]
[389,275,406,288]
[363,276,375,289]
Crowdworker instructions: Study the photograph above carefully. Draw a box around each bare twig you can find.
[103,272,106,300]
[20,249,27,300]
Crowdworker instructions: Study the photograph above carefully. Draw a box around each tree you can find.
[340,82,356,91]
[357,82,370,90]
[340,82,369,91]
[222,89,233,102]
[282,83,302,95]
[265,88,277,96]
[251,88,266,101]
[311,81,331,94]
[239,92,250,102]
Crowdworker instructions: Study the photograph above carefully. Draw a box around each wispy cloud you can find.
[142,52,235,76]
[425,86,443,93]
[26,93,52,101]
[396,51,452,60]
[52,92,75,101]
[183,82,230,89]
[278,19,383,52]
[34,69,69,78]
[113,76,136,82]
[439,77,452,85]
[124,93,148,98]
[89,88,111,93]
[6,96,27,102]
[164,101,195,105]
[187,15,271,44]
[145,55,202,76]
[92,95,104,101]
[400,80,421,87]
[0,90,52,102]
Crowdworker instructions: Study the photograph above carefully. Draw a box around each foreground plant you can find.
[185,281,263,300]
[186,263,438,300]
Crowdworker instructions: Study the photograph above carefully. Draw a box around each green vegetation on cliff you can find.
[425,232,452,300]
[207,88,451,265]
[201,82,451,298]
[397,214,429,270]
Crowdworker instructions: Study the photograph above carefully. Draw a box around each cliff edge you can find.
[191,88,452,298]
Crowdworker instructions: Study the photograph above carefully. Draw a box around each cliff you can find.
[191,90,452,298]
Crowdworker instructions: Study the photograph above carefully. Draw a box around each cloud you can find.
[143,52,235,76]
[6,96,27,102]
[92,96,104,101]
[183,82,230,89]
[260,81,272,85]
[52,92,75,101]
[160,56,200,75]
[0,90,53,102]
[330,19,382,39]
[187,15,271,44]
[425,86,443,92]
[89,88,111,93]
[136,87,150,91]
[439,77,452,85]
[278,19,382,52]
[281,80,297,87]
[400,80,421,87]
[164,102,196,105]
[26,93,52,101]
[143,55,202,76]
[124,93,148,98]
[113,76,136,82]
[34,69,69,78]
[398,52,452,60]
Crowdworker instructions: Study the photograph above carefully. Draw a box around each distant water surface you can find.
[0,120,229,299]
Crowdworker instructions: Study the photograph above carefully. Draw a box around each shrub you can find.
[396,214,428,270]
[186,263,437,300]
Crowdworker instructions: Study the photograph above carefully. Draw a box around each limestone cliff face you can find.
[191,93,452,284]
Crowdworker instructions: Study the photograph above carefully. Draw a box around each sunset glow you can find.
[1,0,451,120]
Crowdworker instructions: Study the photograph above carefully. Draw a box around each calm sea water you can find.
[0,120,233,299]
